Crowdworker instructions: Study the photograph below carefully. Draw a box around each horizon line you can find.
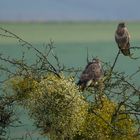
[1,19,140,23]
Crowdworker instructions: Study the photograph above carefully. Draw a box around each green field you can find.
[0,22,140,139]
[0,22,140,43]
[0,22,140,68]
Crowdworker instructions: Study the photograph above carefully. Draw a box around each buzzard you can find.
[77,58,104,91]
[115,22,131,56]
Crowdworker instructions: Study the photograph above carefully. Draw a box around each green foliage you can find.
[8,73,88,140]
[74,96,136,140]
[5,73,138,140]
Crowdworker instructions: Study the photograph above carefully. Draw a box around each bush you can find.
[0,96,15,139]
[0,27,140,140]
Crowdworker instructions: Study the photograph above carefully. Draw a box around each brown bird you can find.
[77,58,104,91]
[115,22,131,56]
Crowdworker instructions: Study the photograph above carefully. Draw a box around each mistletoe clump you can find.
[8,73,88,140]
[74,96,136,140]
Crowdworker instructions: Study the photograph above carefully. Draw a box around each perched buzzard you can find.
[77,58,104,91]
[115,22,131,56]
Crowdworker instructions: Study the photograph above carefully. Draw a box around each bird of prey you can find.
[77,58,104,91]
[115,22,131,56]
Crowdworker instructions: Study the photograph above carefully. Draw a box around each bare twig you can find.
[0,27,61,78]
[110,50,120,75]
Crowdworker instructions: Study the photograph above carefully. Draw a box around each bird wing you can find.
[80,63,95,82]
[80,62,102,82]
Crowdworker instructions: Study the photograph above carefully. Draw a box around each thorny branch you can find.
[0,27,61,78]
[0,27,140,139]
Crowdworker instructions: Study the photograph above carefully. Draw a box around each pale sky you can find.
[0,0,140,21]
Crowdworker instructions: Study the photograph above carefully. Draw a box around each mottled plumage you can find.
[77,58,104,91]
[115,22,131,56]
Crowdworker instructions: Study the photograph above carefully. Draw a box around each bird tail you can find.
[121,43,131,56]
[77,80,81,86]
[77,81,86,91]
[121,48,130,56]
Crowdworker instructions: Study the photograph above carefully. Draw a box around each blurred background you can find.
[0,0,140,139]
